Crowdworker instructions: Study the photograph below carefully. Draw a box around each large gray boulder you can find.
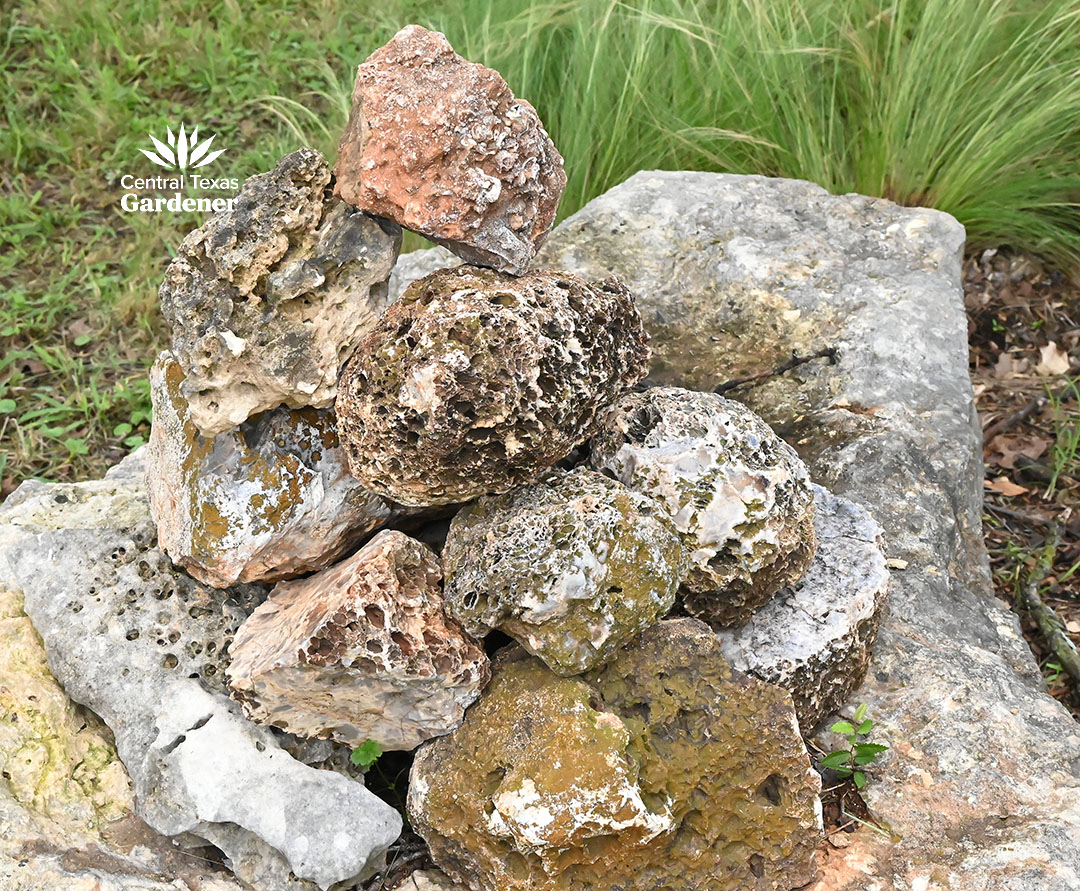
[398,172,1080,889]
[1,451,401,891]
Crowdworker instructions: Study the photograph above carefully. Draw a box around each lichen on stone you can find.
[442,468,684,675]
[408,618,823,891]
[336,265,649,506]
[589,386,817,626]
[0,585,133,837]
[148,352,405,587]
[227,530,490,751]
[159,147,401,435]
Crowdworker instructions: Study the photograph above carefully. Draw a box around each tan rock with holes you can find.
[336,266,648,507]
[227,530,490,751]
[334,25,565,274]
[159,148,401,435]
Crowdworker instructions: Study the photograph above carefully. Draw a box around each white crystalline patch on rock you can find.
[609,424,793,572]
[589,387,816,627]
[486,731,674,853]
[488,778,556,843]
[715,487,888,731]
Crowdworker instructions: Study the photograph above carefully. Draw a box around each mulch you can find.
[965,249,1080,717]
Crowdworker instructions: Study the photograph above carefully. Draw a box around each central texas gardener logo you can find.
[140,123,225,172]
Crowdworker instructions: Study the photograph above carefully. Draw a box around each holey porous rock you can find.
[442,468,685,675]
[589,387,817,626]
[408,618,823,891]
[717,486,889,732]
[160,147,401,435]
[227,530,490,751]
[6,458,402,891]
[336,266,649,506]
[148,353,404,588]
[333,25,566,275]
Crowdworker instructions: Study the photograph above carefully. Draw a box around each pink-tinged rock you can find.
[227,530,490,751]
[147,352,404,588]
[334,25,566,275]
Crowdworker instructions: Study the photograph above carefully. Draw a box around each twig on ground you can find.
[982,381,1079,443]
[1019,522,1080,697]
[714,347,838,395]
[985,502,1058,527]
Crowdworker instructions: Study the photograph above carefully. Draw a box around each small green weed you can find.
[350,739,384,770]
[820,703,889,790]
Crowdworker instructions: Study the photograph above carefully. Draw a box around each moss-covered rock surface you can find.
[408,618,823,891]
[442,468,685,675]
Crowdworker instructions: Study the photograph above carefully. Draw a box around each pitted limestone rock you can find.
[334,25,565,275]
[227,530,490,751]
[336,266,648,506]
[160,147,401,435]
[408,618,823,891]
[716,486,889,731]
[5,466,402,891]
[442,468,685,675]
[147,353,402,588]
[589,387,817,626]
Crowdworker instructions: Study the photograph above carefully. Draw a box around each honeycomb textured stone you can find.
[717,486,889,731]
[160,147,401,435]
[147,353,404,588]
[334,25,565,275]
[228,530,490,751]
[5,467,401,890]
[408,618,822,891]
[589,386,817,626]
[442,468,685,675]
[336,265,649,506]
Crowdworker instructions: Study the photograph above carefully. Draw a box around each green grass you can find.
[3,0,1080,491]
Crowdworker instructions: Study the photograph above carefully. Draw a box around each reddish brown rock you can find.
[227,530,490,751]
[334,25,566,275]
[336,266,649,506]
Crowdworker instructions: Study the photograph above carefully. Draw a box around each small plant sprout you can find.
[349,739,383,770]
[821,703,889,790]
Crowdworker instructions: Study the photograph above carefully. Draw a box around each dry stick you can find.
[982,380,1078,443]
[714,347,839,395]
[1019,522,1080,697]
[985,502,1056,528]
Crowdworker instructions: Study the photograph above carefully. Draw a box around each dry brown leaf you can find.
[985,477,1030,496]
[993,352,1016,379]
[1036,341,1071,376]
[986,433,1050,470]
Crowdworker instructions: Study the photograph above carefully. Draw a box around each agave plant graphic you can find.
[140,124,225,171]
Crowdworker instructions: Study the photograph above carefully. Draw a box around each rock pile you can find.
[4,24,896,891]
